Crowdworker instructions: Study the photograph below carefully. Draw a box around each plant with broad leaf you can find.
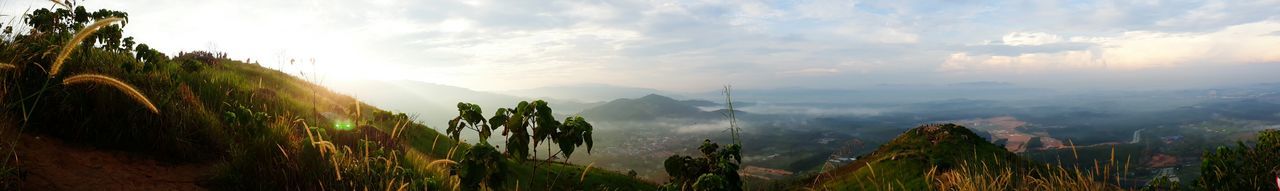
[660,139,743,191]
[455,143,506,191]
[443,100,596,189]
[446,100,594,161]
[660,86,744,191]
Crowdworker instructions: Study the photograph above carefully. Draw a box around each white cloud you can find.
[675,120,733,134]
[434,18,474,33]
[943,21,1280,72]
[1001,32,1062,46]
[4,0,1278,91]
[1154,1,1227,28]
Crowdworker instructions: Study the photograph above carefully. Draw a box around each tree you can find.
[133,44,168,70]
[24,5,132,52]
[1196,129,1280,190]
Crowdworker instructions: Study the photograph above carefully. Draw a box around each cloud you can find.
[4,0,1278,91]
[674,120,733,134]
[961,42,1094,56]
[737,104,884,117]
[1150,1,1280,31]
[942,21,1280,73]
[1001,32,1062,46]
[780,68,841,76]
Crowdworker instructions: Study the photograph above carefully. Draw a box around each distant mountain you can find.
[689,84,1050,105]
[679,99,719,107]
[580,94,720,121]
[499,84,669,102]
[947,81,1016,87]
[325,80,521,127]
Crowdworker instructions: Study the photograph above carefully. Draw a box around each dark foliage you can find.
[660,139,743,191]
[1195,129,1280,190]
[456,143,507,191]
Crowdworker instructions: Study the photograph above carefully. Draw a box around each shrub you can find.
[175,50,225,66]
[660,139,743,191]
[1195,129,1280,190]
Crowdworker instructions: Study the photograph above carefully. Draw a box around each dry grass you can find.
[47,0,69,9]
[404,149,462,191]
[0,63,13,70]
[580,162,595,183]
[61,74,159,114]
[926,146,1128,191]
[49,17,124,78]
[927,162,1114,191]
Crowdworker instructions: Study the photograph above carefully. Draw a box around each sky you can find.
[2,0,1278,92]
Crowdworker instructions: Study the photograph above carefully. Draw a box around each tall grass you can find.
[61,74,158,113]
[46,0,70,9]
[807,125,1132,191]
[580,162,596,183]
[925,145,1128,191]
[405,149,462,190]
[212,110,449,190]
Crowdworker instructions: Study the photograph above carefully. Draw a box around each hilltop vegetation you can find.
[802,124,1120,190]
[1195,129,1280,190]
[0,3,652,190]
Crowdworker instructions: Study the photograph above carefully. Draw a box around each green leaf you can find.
[489,108,510,132]
[559,139,575,158]
[447,117,462,141]
[584,131,593,154]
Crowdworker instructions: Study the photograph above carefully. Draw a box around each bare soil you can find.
[13,134,212,191]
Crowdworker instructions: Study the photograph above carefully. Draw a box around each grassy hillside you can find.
[0,5,652,190]
[802,124,1121,191]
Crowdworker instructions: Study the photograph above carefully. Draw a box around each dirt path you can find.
[14,134,213,190]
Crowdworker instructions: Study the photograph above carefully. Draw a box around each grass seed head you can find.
[49,17,125,78]
[61,74,159,114]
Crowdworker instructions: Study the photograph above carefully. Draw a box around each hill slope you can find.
[808,124,1020,190]
[805,124,1114,190]
[0,6,653,190]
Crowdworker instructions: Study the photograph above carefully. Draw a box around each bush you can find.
[660,139,743,191]
[175,51,225,66]
[1195,129,1280,190]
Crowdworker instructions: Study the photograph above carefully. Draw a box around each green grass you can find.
[501,159,657,190]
